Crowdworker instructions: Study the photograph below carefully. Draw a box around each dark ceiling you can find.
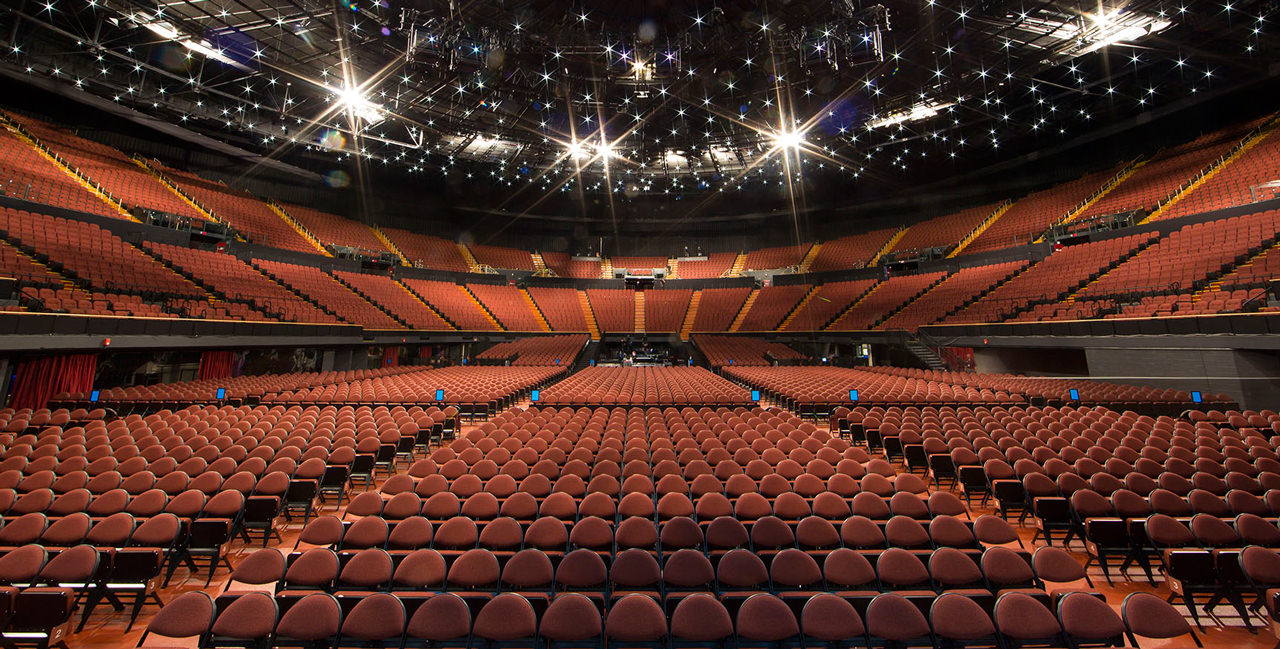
[0,0,1277,229]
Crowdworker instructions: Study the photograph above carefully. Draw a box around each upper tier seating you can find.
[1075,210,1280,306]
[0,208,203,299]
[528,287,589,331]
[76,366,423,403]
[1162,124,1280,220]
[692,287,751,331]
[465,284,543,331]
[332,270,452,330]
[966,166,1122,254]
[540,253,603,279]
[742,244,811,272]
[537,366,750,406]
[0,128,121,219]
[254,259,402,330]
[644,289,692,332]
[475,335,588,366]
[1079,120,1263,220]
[611,256,668,272]
[469,244,534,271]
[779,279,877,332]
[737,285,811,331]
[695,335,807,367]
[878,262,1026,331]
[829,272,947,331]
[6,113,204,222]
[0,239,67,287]
[945,234,1156,324]
[585,290,635,333]
[381,228,470,272]
[151,162,316,254]
[144,242,334,323]
[807,229,898,272]
[401,279,501,331]
[892,204,1001,255]
[282,202,390,252]
[675,252,737,278]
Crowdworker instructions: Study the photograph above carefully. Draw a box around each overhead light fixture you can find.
[866,99,955,129]
[566,139,589,160]
[1011,9,1173,59]
[334,85,385,125]
[771,129,805,150]
[132,15,252,71]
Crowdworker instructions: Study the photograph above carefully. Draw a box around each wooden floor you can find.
[70,412,1274,649]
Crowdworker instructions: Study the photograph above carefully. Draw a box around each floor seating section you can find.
[779,280,877,332]
[944,235,1156,325]
[585,290,636,334]
[694,335,806,367]
[965,165,1123,254]
[259,366,565,410]
[807,229,899,273]
[281,203,390,253]
[66,366,426,404]
[737,285,812,332]
[144,243,334,323]
[475,335,589,366]
[380,228,470,272]
[469,244,534,271]
[540,253,603,279]
[828,272,947,331]
[878,262,1026,331]
[400,279,502,331]
[742,245,812,272]
[1163,124,1280,220]
[644,289,692,333]
[150,162,316,254]
[5,113,205,222]
[692,288,752,332]
[332,271,452,330]
[465,284,543,331]
[893,204,1002,255]
[0,128,121,219]
[536,367,750,406]
[674,252,737,278]
[527,287,589,331]
[253,259,403,330]
[1078,119,1262,220]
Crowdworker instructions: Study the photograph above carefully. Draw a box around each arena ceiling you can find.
[0,0,1276,217]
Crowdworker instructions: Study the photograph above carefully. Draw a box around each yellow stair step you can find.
[458,244,482,273]
[728,288,759,332]
[266,202,331,256]
[679,290,702,341]
[634,291,645,333]
[521,288,551,332]
[778,286,820,331]
[949,201,1013,258]
[1,123,138,223]
[370,226,409,264]
[871,228,908,266]
[578,290,601,340]
[797,243,822,273]
[1140,122,1280,225]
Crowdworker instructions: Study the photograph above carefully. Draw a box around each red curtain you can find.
[382,346,400,367]
[10,353,97,410]
[198,351,237,381]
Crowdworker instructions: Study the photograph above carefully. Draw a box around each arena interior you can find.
[0,0,1278,648]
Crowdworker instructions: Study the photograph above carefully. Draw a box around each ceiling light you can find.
[772,129,805,150]
[335,85,384,124]
[866,100,955,129]
[567,140,588,159]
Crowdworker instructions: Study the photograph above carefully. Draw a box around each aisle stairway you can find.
[634,291,646,333]
[577,290,600,340]
[679,290,702,341]
[521,288,552,332]
[728,288,759,332]
[266,202,331,256]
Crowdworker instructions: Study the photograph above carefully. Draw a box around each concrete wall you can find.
[1083,347,1280,410]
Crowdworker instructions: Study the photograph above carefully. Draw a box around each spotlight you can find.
[335,85,385,124]
[567,139,588,159]
[772,129,805,150]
